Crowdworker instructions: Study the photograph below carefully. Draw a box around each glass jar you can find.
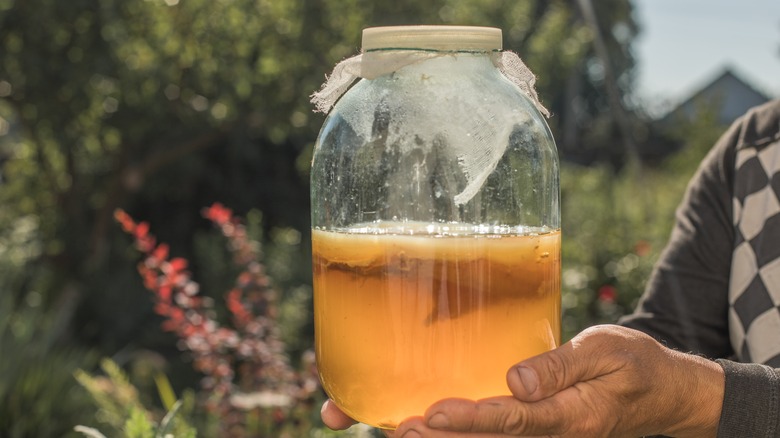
[310,25,560,429]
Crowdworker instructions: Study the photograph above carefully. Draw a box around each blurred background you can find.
[0,0,777,436]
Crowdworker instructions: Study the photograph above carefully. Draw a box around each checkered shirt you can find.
[729,135,780,367]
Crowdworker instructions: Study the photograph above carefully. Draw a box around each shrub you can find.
[75,204,322,437]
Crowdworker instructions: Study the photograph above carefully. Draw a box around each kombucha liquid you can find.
[312,224,561,429]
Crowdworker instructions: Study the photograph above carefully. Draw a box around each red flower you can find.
[598,285,617,303]
[165,257,188,274]
[151,243,169,263]
[203,203,233,226]
[140,268,158,290]
[160,307,185,332]
[114,203,320,430]
[134,222,150,239]
[158,285,172,302]
[154,301,170,315]
[634,240,651,257]
[114,209,136,233]
[237,272,253,287]
[227,288,251,326]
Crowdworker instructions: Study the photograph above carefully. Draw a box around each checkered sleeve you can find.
[727,129,780,366]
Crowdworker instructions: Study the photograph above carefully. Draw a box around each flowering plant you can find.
[114,204,319,435]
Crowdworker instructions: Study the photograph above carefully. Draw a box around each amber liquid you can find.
[312,224,561,429]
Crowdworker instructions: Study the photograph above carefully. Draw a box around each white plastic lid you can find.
[362,25,502,52]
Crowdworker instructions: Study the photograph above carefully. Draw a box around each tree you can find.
[0,0,638,386]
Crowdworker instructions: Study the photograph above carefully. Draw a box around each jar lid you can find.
[362,25,502,52]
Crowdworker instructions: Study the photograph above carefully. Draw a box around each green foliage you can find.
[560,108,729,339]
[0,291,96,437]
[0,108,98,436]
[0,0,638,343]
[0,0,642,433]
[123,407,155,438]
[75,359,197,438]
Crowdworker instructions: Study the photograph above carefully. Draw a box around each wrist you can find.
[666,351,724,437]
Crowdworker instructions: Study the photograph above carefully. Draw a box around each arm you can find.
[620,101,780,437]
[618,121,738,358]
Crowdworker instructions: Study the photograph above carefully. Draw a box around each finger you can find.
[320,399,358,430]
[395,415,510,438]
[420,395,569,436]
[507,325,624,402]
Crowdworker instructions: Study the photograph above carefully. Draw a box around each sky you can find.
[633,0,780,115]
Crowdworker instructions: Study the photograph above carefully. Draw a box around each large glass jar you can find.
[310,25,560,429]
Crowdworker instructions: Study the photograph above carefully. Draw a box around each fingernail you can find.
[427,412,451,428]
[401,430,422,438]
[516,366,539,394]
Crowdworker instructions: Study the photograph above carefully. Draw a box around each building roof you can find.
[659,66,772,125]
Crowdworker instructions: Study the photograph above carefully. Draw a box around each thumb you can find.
[507,326,622,402]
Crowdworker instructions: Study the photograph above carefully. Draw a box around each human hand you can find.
[321,399,396,437]
[393,324,724,437]
[320,399,358,431]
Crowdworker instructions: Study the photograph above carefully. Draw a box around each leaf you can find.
[73,425,108,438]
[100,359,136,403]
[156,400,183,438]
[123,406,154,438]
[114,209,136,233]
[153,373,177,411]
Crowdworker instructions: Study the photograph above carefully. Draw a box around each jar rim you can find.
[362,25,502,52]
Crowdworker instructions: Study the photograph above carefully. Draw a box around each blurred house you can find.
[639,66,773,163]
[659,66,772,126]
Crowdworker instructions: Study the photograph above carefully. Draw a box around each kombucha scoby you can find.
[312,223,561,429]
